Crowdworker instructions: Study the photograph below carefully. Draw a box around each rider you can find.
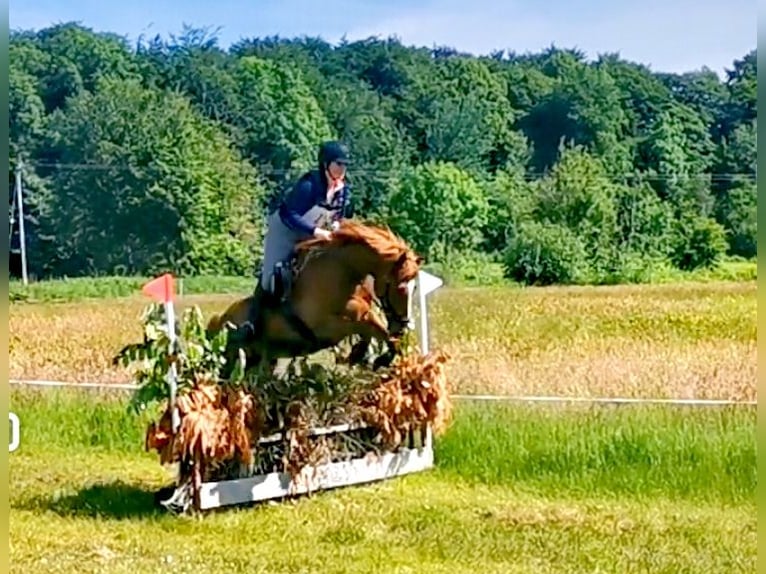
[251,140,354,322]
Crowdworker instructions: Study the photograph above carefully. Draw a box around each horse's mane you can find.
[297,220,412,262]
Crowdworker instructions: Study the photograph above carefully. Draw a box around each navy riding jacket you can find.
[278,170,354,236]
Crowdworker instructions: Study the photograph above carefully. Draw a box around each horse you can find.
[206,220,423,377]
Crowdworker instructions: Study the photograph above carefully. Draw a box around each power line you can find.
[20,160,757,181]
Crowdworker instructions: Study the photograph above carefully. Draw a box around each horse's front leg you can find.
[348,318,401,371]
[316,311,392,367]
[334,289,387,367]
[346,312,390,366]
[345,292,402,365]
[371,337,399,370]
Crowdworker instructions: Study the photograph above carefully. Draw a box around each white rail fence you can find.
[8,378,756,407]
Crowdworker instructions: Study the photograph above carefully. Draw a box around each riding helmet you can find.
[318,140,351,167]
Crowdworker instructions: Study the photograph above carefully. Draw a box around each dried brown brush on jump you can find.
[117,303,452,512]
[145,351,452,507]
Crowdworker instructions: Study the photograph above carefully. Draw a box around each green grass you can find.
[9,275,256,303]
[9,388,757,573]
[438,402,755,505]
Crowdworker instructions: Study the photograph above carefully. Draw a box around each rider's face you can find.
[327,160,347,180]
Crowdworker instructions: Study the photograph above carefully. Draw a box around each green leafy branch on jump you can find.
[113,303,246,414]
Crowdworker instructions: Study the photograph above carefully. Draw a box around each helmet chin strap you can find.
[324,167,344,208]
[325,166,344,186]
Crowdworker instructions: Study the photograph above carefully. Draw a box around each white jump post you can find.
[414,270,444,356]
[142,273,180,433]
[412,270,444,457]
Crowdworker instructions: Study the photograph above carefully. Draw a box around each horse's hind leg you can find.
[228,287,267,341]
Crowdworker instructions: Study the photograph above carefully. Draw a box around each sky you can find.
[10,0,755,78]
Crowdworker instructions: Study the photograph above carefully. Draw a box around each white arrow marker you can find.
[416,270,444,355]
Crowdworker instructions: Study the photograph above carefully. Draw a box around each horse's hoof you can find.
[372,353,394,370]
[347,343,370,366]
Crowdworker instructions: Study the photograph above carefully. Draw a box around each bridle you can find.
[378,279,414,333]
[376,253,417,334]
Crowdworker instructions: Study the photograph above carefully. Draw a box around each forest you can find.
[9,23,757,285]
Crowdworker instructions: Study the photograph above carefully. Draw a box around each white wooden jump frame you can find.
[191,422,433,511]
[161,270,445,513]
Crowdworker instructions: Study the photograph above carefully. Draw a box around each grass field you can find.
[8,275,757,572]
[9,278,757,401]
[9,388,757,574]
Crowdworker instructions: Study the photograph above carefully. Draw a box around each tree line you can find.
[9,23,756,285]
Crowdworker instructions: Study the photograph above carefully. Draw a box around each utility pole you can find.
[14,160,28,285]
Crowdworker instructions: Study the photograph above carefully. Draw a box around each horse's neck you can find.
[336,243,393,284]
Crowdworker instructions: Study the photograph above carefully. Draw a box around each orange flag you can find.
[142,273,175,304]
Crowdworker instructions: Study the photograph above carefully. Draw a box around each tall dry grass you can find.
[9,281,756,400]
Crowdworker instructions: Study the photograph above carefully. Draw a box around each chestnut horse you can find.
[206,220,423,377]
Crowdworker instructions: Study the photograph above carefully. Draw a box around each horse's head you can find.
[334,220,423,336]
[296,220,424,334]
[375,248,422,336]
